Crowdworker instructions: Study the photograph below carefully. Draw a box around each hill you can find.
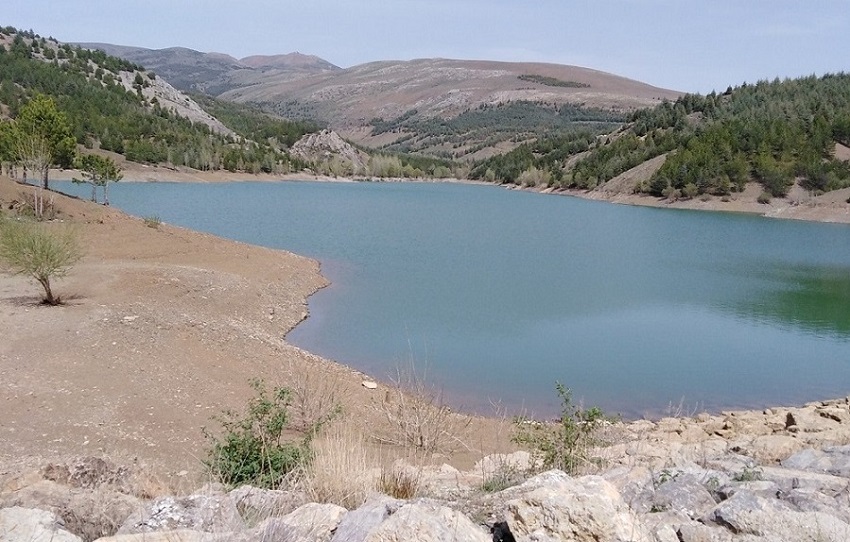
[470,73,850,203]
[76,43,341,96]
[0,26,316,176]
[220,58,681,158]
[82,41,681,159]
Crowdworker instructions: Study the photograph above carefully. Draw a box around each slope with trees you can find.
[470,73,850,198]
[0,26,314,176]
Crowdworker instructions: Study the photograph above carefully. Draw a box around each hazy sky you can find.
[5,1,848,93]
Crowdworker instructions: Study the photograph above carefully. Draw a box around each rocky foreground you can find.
[2,397,849,542]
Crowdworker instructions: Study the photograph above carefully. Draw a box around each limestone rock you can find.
[501,470,653,542]
[228,485,307,524]
[759,465,850,494]
[1,479,142,541]
[782,445,850,477]
[0,506,81,542]
[675,521,738,541]
[473,451,535,480]
[92,530,206,542]
[256,502,347,542]
[741,434,803,463]
[704,490,850,541]
[653,475,718,519]
[331,495,403,542]
[363,500,489,542]
[118,492,244,534]
[291,130,369,173]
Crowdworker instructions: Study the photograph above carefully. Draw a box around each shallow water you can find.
[55,180,850,418]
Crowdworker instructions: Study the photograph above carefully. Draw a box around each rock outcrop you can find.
[3,397,850,541]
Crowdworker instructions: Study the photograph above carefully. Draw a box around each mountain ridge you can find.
[75,42,341,95]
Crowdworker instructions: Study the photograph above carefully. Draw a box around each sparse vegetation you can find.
[203,379,313,489]
[482,463,525,493]
[378,463,421,500]
[512,382,610,475]
[142,215,161,229]
[303,422,376,510]
[733,465,764,482]
[0,218,81,305]
[372,363,471,455]
[518,74,590,88]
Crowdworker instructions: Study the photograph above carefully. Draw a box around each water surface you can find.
[55,180,850,417]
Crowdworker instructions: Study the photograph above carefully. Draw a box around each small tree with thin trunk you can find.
[16,134,52,219]
[73,154,123,205]
[0,219,81,305]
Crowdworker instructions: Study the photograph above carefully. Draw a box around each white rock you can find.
[502,470,654,542]
[0,506,81,542]
[364,501,489,542]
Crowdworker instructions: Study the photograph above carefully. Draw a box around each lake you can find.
[55,180,850,418]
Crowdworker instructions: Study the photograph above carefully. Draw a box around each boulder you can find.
[715,480,780,501]
[782,487,850,523]
[331,494,403,542]
[256,502,347,542]
[228,485,306,524]
[782,445,850,478]
[653,475,717,519]
[473,451,535,480]
[704,490,850,541]
[0,506,81,542]
[740,434,803,463]
[363,501,489,542]
[118,492,244,534]
[501,470,653,542]
[759,465,850,494]
[91,530,206,542]
[1,479,141,540]
[675,521,738,541]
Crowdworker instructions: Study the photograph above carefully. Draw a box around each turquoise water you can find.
[55,180,850,418]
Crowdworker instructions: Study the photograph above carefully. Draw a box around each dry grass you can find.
[378,462,421,500]
[302,422,379,510]
[371,363,471,455]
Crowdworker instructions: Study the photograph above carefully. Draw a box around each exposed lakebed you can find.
[56,180,850,418]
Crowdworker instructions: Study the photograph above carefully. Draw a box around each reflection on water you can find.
[731,266,850,339]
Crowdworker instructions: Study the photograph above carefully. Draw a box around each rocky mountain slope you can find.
[80,42,682,158]
[220,58,679,126]
[76,43,341,96]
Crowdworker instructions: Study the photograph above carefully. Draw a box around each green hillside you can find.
[0,26,313,174]
[472,73,850,196]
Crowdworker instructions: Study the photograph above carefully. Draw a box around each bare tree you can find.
[16,135,52,219]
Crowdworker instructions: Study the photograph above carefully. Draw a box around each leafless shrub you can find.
[371,363,471,455]
[288,365,346,433]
